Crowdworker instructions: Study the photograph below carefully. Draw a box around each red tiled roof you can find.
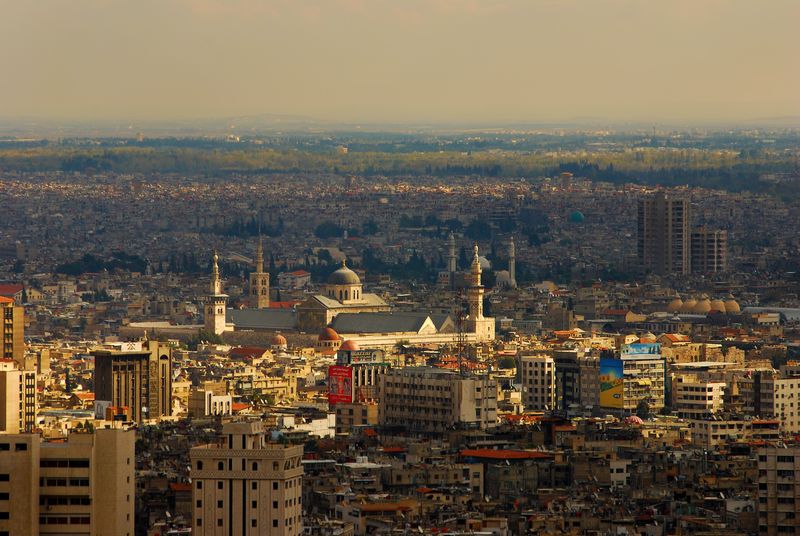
[271,301,300,309]
[0,296,13,304]
[232,403,250,412]
[0,284,23,296]
[459,449,553,460]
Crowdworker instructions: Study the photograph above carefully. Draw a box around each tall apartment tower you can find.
[757,445,800,536]
[249,238,270,309]
[0,359,36,433]
[521,355,556,411]
[0,296,24,368]
[190,421,304,536]
[691,227,728,274]
[637,192,691,275]
[0,428,135,536]
[205,251,229,335]
[92,340,173,423]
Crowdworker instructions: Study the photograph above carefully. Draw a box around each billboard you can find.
[328,365,353,405]
[621,343,661,356]
[599,358,624,408]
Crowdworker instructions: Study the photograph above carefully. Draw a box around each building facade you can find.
[757,445,800,536]
[92,340,173,423]
[190,422,304,536]
[521,355,556,412]
[0,359,36,433]
[0,297,24,367]
[0,428,135,536]
[379,367,498,435]
[691,227,728,274]
[637,192,691,275]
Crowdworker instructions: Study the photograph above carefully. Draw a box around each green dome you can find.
[569,210,585,223]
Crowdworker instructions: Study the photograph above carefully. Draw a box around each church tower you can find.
[249,238,270,309]
[465,244,495,342]
[204,251,228,335]
[508,236,517,289]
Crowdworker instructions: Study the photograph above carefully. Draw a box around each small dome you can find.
[339,340,359,351]
[709,299,726,313]
[327,260,360,285]
[569,210,585,223]
[680,298,697,313]
[625,415,644,425]
[666,297,683,313]
[318,327,340,342]
[271,334,287,346]
[693,299,712,314]
[725,297,741,314]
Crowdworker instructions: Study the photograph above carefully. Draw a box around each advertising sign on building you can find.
[621,343,661,356]
[328,365,353,405]
[599,358,624,408]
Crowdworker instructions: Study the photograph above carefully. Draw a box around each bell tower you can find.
[249,238,270,309]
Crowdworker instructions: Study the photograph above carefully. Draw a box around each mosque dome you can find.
[318,327,340,342]
[680,298,697,313]
[478,256,492,270]
[724,295,741,314]
[271,334,287,347]
[569,210,585,223]
[327,260,360,286]
[339,340,360,352]
[693,298,712,314]
[666,297,683,313]
[709,299,726,313]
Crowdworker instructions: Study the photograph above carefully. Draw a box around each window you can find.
[251,482,257,490]
[252,500,257,508]
[218,462,224,470]
[251,519,257,527]
[196,519,202,527]
[273,482,278,490]
[196,481,202,489]
[273,501,278,509]
[196,500,202,508]
[197,461,203,470]
[217,482,223,490]
[217,519,223,527]
[0,475,8,482]
[273,520,279,528]
[252,462,258,471]
[0,513,8,520]
[217,500,223,508]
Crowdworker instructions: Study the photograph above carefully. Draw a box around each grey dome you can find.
[327,261,360,285]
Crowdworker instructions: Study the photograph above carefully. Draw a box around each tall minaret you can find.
[249,237,270,309]
[508,236,517,288]
[447,231,457,274]
[204,251,228,335]
[466,244,495,342]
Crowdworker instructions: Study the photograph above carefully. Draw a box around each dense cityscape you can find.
[2,1,799,535]
[0,127,797,535]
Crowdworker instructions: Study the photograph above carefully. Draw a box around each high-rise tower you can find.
[204,251,228,335]
[637,192,691,275]
[249,238,270,308]
[465,244,495,342]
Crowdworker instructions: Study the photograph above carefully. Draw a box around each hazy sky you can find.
[1,0,797,124]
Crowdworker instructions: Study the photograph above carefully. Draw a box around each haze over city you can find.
[1,0,798,126]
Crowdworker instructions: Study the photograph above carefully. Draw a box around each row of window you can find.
[40,459,90,468]
[39,478,90,487]
[197,478,302,491]
[0,443,27,451]
[39,516,90,525]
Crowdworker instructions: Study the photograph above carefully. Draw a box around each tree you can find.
[635,399,651,420]
[498,356,517,369]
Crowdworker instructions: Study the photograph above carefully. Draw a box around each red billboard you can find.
[328,365,353,405]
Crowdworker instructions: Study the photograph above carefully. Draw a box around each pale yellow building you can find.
[0,359,36,433]
[0,428,135,536]
[191,421,304,536]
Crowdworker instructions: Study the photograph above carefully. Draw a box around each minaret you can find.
[465,244,494,342]
[447,231,457,274]
[508,236,517,288]
[204,251,228,335]
[249,237,270,309]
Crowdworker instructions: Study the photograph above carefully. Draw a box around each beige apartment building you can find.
[0,428,135,536]
[671,375,726,419]
[379,367,498,435]
[757,446,800,536]
[0,359,36,433]
[190,421,304,536]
